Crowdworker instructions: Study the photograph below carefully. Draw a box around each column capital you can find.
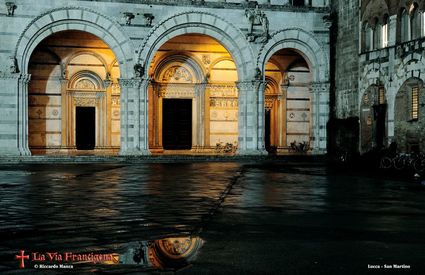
[311,81,330,93]
[0,72,31,82]
[119,77,150,89]
[236,80,267,91]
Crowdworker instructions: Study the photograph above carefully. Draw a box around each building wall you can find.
[329,0,425,154]
[0,0,331,156]
[331,0,360,119]
[356,0,425,153]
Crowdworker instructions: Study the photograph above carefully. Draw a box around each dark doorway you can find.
[76,107,95,150]
[162,99,192,150]
[373,104,386,150]
[265,109,271,153]
[292,0,305,6]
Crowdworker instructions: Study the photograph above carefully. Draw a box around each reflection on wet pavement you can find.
[107,235,203,272]
[1,162,425,274]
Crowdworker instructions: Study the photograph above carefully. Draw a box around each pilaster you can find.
[119,77,151,156]
[311,81,330,154]
[236,80,267,155]
[0,73,31,156]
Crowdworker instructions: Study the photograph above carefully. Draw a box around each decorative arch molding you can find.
[264,76,280,95]
[68,70,105,90]
[257,28,329,83]
[153,53,206,84]
[14,6,134,79]
[137,11,255,81]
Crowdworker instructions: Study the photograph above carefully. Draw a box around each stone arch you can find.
[359,62,388,109]
[394,77,424,152]
[152,53,206,83]
[15,6,134,79]
[257,28,329,83]
[137,11,254,81]
[394,56,425,93]
[68,70,105,90]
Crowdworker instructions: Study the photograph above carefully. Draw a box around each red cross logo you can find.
[15,250,29,269]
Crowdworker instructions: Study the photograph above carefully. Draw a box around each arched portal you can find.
[148,34,239,154]
[28,31,121,155]
[258,28,330,154]
[360,85,387,153]
[394,78,424,153]
[264,49,312,154]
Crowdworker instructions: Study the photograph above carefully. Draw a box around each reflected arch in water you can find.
[148,235,204,270]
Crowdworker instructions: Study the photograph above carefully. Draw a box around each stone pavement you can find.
[1,161,425,274]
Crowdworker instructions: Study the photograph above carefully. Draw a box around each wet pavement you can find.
[0,161,425,274]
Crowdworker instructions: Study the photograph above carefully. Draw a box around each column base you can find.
[19,146,31,156]
[236,149,268,156]
[119,148,151,156]
[311,148,327,155]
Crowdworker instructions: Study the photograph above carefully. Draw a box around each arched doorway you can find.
[148,34,239,154]
[395,78,424,153]
[28,31,121,155]
[360,85,387,153]
[264,49,313,154]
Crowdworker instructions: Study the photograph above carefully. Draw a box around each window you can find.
[382,21,388,47]
[401,9,411,42]
[364,23,374,51]
[378,87,386,104]
[411,8,422,39]
[374,23,381,49]
[421,12,425,36]
[412,86,419,120]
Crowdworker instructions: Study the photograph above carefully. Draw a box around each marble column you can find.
[119,77,151,155]
[311,82,330,153]
[236,80,267,155]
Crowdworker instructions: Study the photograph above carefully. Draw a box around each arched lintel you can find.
[15,6,134,79]
[68,70,105,90]
[137,11,255,81]
[258,28,329,84]
[152,52,206,83]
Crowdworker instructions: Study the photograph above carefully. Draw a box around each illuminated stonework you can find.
[0,2,331,156]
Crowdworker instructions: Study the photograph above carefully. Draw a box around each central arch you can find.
[137,11,255,81]
[148,34,240,154]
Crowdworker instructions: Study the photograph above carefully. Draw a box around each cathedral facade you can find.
[0,0,331,156]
